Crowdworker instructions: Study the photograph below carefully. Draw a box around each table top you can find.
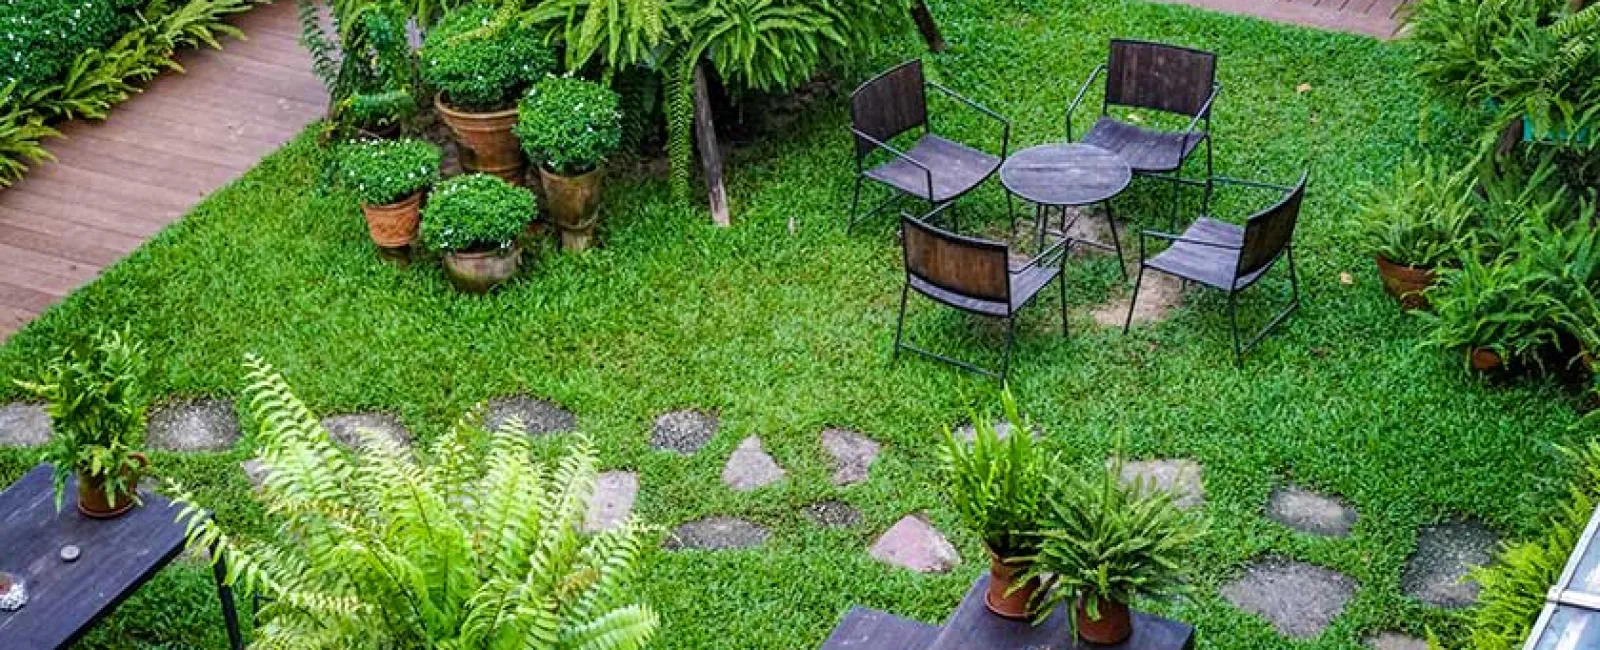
[0,465,186,650]
[1000,142,1132,207]
[926,575,1194,650]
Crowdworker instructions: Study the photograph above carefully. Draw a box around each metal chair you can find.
[1067,40,1220,222]
[894,204,1068,382]
[849,59,1010,231]
[1124,174,1308,368]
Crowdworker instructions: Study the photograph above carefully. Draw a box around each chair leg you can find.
[1228,291,1244,369]
[847,176,864,234]
[1288,246,1302,307]
[1168,167,1183,229]
[1203,136,1216,216]
[1123,265,1145,334]
[893,283,910,360]
[1104,199,1128,282]
[1007,192,1018,239]
[1001,316,1017,385]
[1058,268,1069,338]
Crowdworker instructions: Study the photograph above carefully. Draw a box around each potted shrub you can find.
[421,4,555,184]
[421,174,535,293]
[338,138,442,249]
[1015,460,1205,645]
[1357,158,1475,311]
[939,393,1048,619]
[515,76,623,251]
[1421,255,1566,373]
[15,330,149,518]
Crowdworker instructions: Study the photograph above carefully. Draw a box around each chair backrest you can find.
[1236,173,1309,280]
[851,60,928,158]
[900,210,1010,304]
[1105,39,1217,118]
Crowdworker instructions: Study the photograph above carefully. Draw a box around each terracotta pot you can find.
[1075,597,1132,645]
[436,94,523,185]
[443,243,521,293]
[1470,347,1504,372]
[1374,256,1437,312]
[984,552,1039,620]
[362,192,423,249]
[77,452,148,519]
[539,166,603,251]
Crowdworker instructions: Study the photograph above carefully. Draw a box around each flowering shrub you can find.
[0,0,130,91]
[420,174,534,252]
[515,76,623,176]
[337,138,441,206]
[420,4,555,112]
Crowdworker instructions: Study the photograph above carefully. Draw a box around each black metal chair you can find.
[1068,40,1220,222]
[894,204,1068,382]
[849,59,1010,231]
[1124,174,1308,368]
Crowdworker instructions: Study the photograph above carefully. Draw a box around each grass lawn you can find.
[0,0,1588,648]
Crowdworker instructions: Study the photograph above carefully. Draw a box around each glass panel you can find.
[1532,606,1600,650]
[1568,537,1600,594]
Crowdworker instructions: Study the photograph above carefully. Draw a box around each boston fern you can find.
[336,138,441,205]
[1355,157,1475,269]
[516,76,623,176]
[1420,253,1567,368]
[421,173,535,252]
[172,356,660,650]
[939,392,1048,560]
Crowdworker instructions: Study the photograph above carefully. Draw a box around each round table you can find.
[999,143,1132,278]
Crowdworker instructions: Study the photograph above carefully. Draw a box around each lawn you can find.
[0,0,1588,648]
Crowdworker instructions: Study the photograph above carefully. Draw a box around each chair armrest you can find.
[1011,237,1072,273]
[852,128,936,201]
[1181,83,1221,140]
[1065,65,1105,142]
[927,81,1011,159]
[1139,229,1243,251]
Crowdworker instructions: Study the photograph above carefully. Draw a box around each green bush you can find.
[420,173,535,252]
[0,0,130,92]
[420,4,555,112]
[1420,254,1567,368]
[337,138,441,206]
[939,391,1048,560]
[516,76,623,176]
[1356,157,1475,269]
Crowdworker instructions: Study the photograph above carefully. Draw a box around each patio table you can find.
[1000,142,1133,279]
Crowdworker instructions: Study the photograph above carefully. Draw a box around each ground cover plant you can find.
[0,0,1593,649]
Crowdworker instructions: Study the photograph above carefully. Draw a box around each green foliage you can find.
[516,76,624,176]
[301,0,420,138]
[0,0,129,92]
[1420,253,1567,368]
[421,3,555,112]
[420,173,536,252]
[938,391,1048,560]
[336,138,441,205]
[171,356,660,650]
[520,0,681,74]
[0,83,60,185]
[1356,157,1475,269]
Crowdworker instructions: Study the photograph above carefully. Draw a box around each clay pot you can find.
[436,95,523,185]
[984,552,1040,620]
[1374,256,1437,312]
[1470,347,1504,372]
[361,192,423,249]
[1075,597,1132,645]
[77,452,148,519]
[539,166,603,251]
[443,243,521,293]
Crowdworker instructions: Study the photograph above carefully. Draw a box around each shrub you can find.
[1420,254,1567,368]
[516,76,623,176]
[420,173,535,252]
[0,0,129,92]
[299,0,419,138]
[337,138,441,205]
[1356,157,1475,269]
[939,391,1048,560]
[420,3,555,112]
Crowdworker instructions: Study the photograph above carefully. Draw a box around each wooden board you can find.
[1146,0,1411,39]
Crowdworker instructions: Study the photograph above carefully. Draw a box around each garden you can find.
[0,0,1597,648]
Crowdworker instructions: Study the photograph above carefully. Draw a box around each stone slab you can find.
[583,471,639,533]
[1118,458,1206,509]
[1267,485,1358,537]
[722,435,785,492]
[484,396,577,436]
[664,516,769,550]
[0,402,51,447]
[147,399,240,452]
[1402,521,1499,608]
[820,429,879,486]
[1221,557,1358,638]
[650,410,717,454]
[869,514,960,574]
[322,413,412,451]
[804,500,863,528]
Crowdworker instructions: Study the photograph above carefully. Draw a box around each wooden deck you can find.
[0,0,325,341]
[1149,0,1411,39]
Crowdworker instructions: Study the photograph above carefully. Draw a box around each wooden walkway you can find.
[1149,0,1410,39]
[0,0,325,341]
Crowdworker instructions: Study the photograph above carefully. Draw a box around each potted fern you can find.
[16,330,149,518]
[421,173,535,293]
[1356,157,1474,312]
[1422,254,1566,373]
[515,76,623,251]
[338,138,441,249]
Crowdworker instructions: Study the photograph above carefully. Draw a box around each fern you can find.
[0,83,60,187]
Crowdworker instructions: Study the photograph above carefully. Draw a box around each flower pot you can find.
[1470,347,1504,373]
[77,452,148,519]
[539,166,603,251]
[1373,256,1436,312]
[436,95,523,186]
[1075,597,1132,645]
[984,552,1039,620]
[361,192,423,249]
[443,243,521,293]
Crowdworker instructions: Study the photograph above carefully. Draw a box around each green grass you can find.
[0,0,1589,648]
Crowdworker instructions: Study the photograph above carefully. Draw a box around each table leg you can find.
[1104,199,1129,282]
[1033,203,1046,251]
[212,546,245,650]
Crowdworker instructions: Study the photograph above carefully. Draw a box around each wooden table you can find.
[0,465,243,649]
[999,143,1133,279]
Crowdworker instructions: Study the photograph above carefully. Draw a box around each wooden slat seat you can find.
[1142,216,1268,290]
[820,607,941,650]
[908,264,1060,317]
[1081,116,1204,173]
[863,134,1001,203]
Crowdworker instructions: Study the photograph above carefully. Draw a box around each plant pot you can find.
[361,192,423,249]
[77,452,148,519]
[1470,347,1504,373]
[1075,597,1132,645]
[1373,256,1436,312]
[984,552,1039,620]
[539,166,603,251]
[443,243,521,293]
[436,94,523,185]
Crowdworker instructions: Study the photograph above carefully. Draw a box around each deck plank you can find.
[1147,0,1410,38]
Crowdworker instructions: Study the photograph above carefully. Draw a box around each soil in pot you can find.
[1374,256,1437,312]
[77,452,148,519]
[539,167,603,251]
[984,553,1040,620]
[1075,597,1132,645]
[436,95,524,186]
[362,192,423,249]
[443,243,522,294]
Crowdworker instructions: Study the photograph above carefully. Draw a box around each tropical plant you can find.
[1355,157,1476,269]
[518,0,682,77]
[420,173,536,252]
[14,330,148,511]
[421,3,556,112]
[1420,253,1568,368]
[337,138,441,205]
[0,84,60,185]
[516,76,624,176]
[939,391,1049,560]
[298,0,418,138]
[172,356,660,650]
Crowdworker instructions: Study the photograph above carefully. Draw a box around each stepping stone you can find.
[1267,485,1358,537]
[484,396,576,436]
[954,420,1036,443]
[582,471,639,534]
[1117,458,1206,509]
[322,413,412,451]
[722,436,786,492]
[804,500,863,528]
[147,399,240,452]
[1091,271,1183,327]
[1368,632,1430,650]
[820,429,879,486]
[1402,521,1500,608]
[241,458,269,490]
[0,402,51,447]
[664,516,769,550]
[1221,557,1357,639]
[869,514,960,574]
[650,409,717,454]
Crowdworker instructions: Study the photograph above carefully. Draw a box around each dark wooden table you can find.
[0,465,243,649]
[1000,143,1133,278]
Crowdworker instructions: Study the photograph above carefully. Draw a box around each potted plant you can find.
[420,3,555,184]
[421,174,535,293]
[15,330,149,518]
[939,392,1048,619]
[515,76,623,251]
[338,138,442,249]
[1357,158,1475,311]
[1015,460,1205,645]
[1421,254,1566,373]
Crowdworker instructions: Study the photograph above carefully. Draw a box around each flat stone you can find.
[0,402,51,447]
[147,399,240,452]
[1368,632,1430,650]
[1117,458,1205,509]
[954,420,1036,443]
[820,429,879,486]
[582,471,639,533]
[1402,521,1500,608]
[484,396,576,436]
[650,409,718,454]
[870,514,961,574]
[722,436,786,492]
[1221,557,1358,639]
[1092,271,1183,327]
[1267,485,1358,537]
[664,516,769,550]
[322,413,412,451]
[241,458,269,490]
[804,500,863,528]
